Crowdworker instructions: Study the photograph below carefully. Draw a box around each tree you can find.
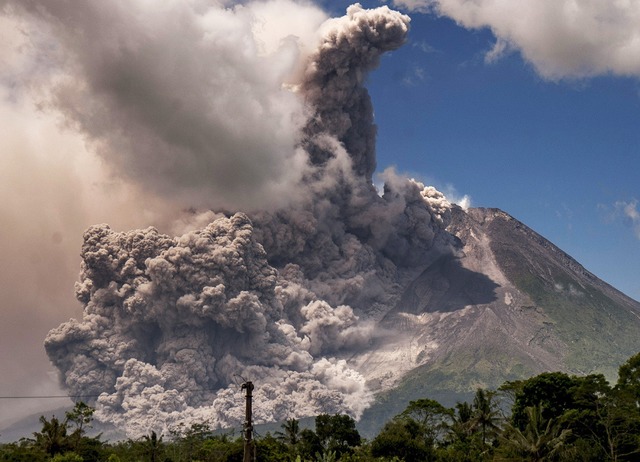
[196,434,243,462]
[298,428,322,461]
[371,418,434,462]
[400,398,453,446]
[140,431,163,462]
[51,453,83,462]
[255,433,290,462]
[0,438,49,462]
[33,416,70,457]
[471,388,501,446]
[167,421,214,461]
[587,389,640,461]
[511,372,578,430]
[509,371,621,458]
[65,402,95,451]
[616,352,640,405]
[276,418,301,448]
[450,401,474,444]
[498,404,571,461]
[314,414,361,458]
[498,380,524,411]
[315,449,337,462]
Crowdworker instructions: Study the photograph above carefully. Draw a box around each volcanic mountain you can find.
[355,206,640,436]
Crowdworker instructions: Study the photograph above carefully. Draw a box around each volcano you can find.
[356,206,640,436]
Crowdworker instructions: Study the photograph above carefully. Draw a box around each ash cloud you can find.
[45,215,376,435]
[301,4,410,180]
[1,0,325,211]
[4,0,461,437]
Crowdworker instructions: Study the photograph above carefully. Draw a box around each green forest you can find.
[4,351,640,462]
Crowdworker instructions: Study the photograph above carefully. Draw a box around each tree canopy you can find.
[5,351,640,461]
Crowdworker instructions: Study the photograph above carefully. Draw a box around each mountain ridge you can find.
[355,206,640,437]
[474,207,639,310]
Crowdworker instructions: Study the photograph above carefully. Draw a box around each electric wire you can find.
[0,395,102,399]
[0,385,240,400]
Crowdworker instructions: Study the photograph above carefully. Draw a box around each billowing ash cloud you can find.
[3,0,460,437]
[301,4,410,180]
[393,0,640,80]
[45,214,375,435]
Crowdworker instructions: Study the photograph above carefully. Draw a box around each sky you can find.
[1,0,639,429]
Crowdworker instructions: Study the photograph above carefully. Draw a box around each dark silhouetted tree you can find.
[314,414,361,458]
[471,388,501,446]
[33,416,70,457]
[400,398,453,446]
[499,404,571,461]
[371,418,434,462]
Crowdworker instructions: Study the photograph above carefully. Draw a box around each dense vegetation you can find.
[4,352,640,461]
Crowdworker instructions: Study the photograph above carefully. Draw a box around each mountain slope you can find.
[355,206,640,437]
[465,207,640,377]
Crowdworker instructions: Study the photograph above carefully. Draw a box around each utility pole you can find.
[241,380,254,462]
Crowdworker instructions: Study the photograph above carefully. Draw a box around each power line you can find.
[0,384,249,400]
[0,395,102,399]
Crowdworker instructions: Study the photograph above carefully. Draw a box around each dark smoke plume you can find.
[4,1,461,436]
[46,215,375,435]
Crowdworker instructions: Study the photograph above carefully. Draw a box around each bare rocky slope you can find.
[355,206,640,437]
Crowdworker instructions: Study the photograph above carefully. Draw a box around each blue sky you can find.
[325,0,640,301]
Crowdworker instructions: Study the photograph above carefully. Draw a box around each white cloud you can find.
[402,65,427,86]
[433,182,471,210]
[616,199,640,239]
[484,37,510,64]
[393,0,432,13]
[412,39,438,54]
[392,0,640,80]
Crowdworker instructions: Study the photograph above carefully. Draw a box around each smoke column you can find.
[4,0,459,437]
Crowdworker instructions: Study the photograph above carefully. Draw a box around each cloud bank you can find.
[1,1,464,437]
[392,0,640,79]
[1,0,329,211]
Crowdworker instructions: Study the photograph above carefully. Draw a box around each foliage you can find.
[314,414,361,458]
[7,352,640,461]
[471,388,502,448]
[299,427,323,460]
[511,372,578,429]
[371,417,435,461]
[616,351,640,405]
[256,433,290,462]
[400,398,453,446]
[33,415,70,457]
[498,404,571,461]
[51,453,83,462]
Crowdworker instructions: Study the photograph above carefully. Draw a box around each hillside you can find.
[356,206,640,437]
